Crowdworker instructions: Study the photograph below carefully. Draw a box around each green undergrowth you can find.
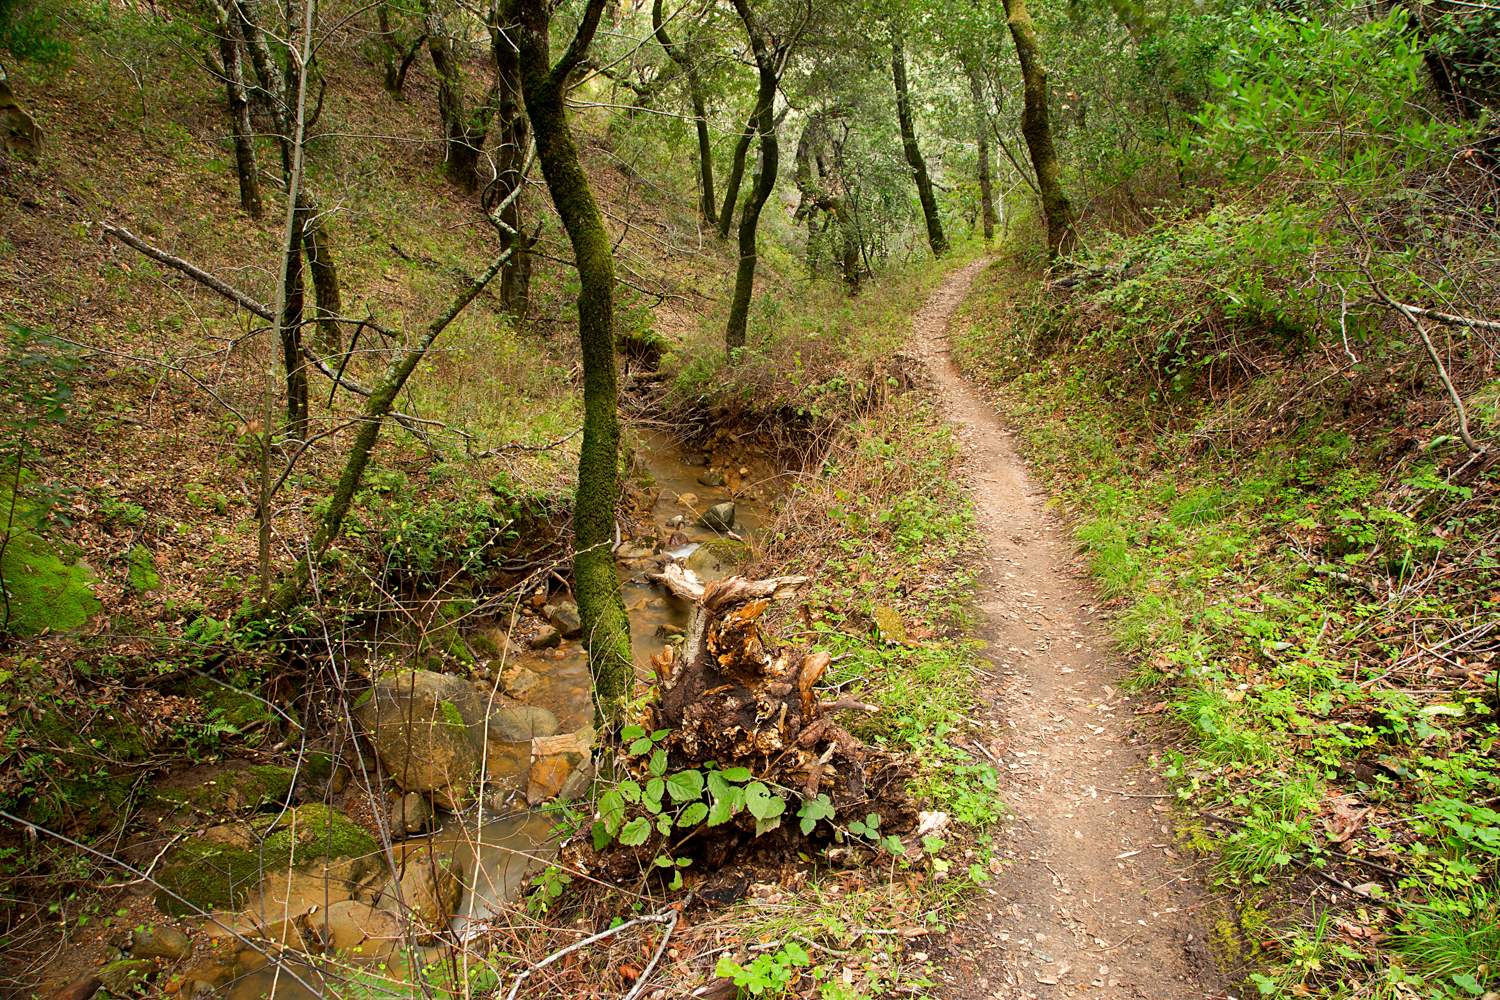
[956,246,1499,998]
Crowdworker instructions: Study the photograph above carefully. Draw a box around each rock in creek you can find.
[698,502,736,532]
[500,663,541,699]
[390,791,429,837]
[529,624,562,649]
[370,852,462,937]
[548,601,582,639]
[130,924,192,961]
[615,540,656,561]
[489,705,559,742]
[353,670,487,809]
[686,538,750,583]
[696,469,726,487]
[306,898,404,956]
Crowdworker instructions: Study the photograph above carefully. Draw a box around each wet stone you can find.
[549,602,582,639]
[696,469,726,487]
[698,502,736,532]
[130,924,192,962]
[529,625,561,649]
[99,959,156,994]
[489,705,559,742]
[500,664,540,699]
[391,791,429,837]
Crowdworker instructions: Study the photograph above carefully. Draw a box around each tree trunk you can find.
[967,65,995,242]
[725,0,780,356]
[0,61,41,156]
[716,112,755,241]
[425,2,496,194]
[281,209,310,440]
[376,2,425,96]
[653,0,716,228]
[488,7,532,319]
[512,0,632,723]
[209,3,262,218]
[1002,0,1077,261]
[302,202,342,355]
[232,0,292,174]
[890,22,947,259]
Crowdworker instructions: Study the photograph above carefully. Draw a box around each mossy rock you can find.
[127,545,160,592]
[685,538,750,582]
[154,804,382,918]
[186,765,296,813]
[183,676,273,730]
[871,605,908,644]
[0,532,102,635]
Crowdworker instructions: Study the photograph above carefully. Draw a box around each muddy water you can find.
[217,435,781,999]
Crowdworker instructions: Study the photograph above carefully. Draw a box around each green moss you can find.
[439,698,465,730]
[154,803,382,917]
[127,545,160,592]
[183,765,295,813]
[0,532,102,635]
[184,677,271,730]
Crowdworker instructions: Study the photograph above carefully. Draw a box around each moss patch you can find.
[184,676,272,730]
[440,698,465,731]
[127,545,160,592]
[0,532,102,635]
[154,804,382,917]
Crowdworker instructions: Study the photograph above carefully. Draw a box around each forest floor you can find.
[914,264,1227,1000]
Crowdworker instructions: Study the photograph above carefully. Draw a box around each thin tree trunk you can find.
[1002,0,1077,260]
[268,250,514,610]
[488,7,532,318]
[725,0,779,356]
[511,0,632,723]
[968,65,995,241]
[717,112,755,241]
[209,3,262,218]
[890,22,947,258]
[280,214,309,439]
[376,2,425,96]
[302,201,342,355]
[653,0,716,228]
[233,0,292,174]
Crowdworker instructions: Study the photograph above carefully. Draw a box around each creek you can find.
[209,432,784,999]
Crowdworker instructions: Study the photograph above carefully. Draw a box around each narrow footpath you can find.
[912,263,1227,1000]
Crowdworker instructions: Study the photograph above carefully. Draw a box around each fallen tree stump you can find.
[575,570,915,877]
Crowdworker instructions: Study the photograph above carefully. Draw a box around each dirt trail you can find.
[912,263,1224,999]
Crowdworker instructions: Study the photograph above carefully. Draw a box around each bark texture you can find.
[209,3,262,217]
[486,8,532,318]
[424,1,497,193]
[890,23,948,258]
[512,0,633,721]
[653,0,716,227]
[1002,0,1077,260]
[968,65,995,241]
[716,113,756,241]
[725,0,781,355]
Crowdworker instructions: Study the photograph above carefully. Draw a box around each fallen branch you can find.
[101,223,275,320]
[1373,288,1486,455]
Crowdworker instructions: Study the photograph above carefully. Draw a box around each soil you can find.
[912,263,1228,999]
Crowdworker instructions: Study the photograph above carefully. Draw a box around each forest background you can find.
[0,0,1497,997]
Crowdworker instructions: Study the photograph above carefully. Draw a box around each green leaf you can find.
[621,725,646,740]
[644,777,665,812]
[651,729,670,741]
[666,769,705,803]
[754,815,782,837]
[649,749,668,776]
[654,855,674,868]
[598,789,625,835]
[618,817,651,846]
[707,770,731,800]
[678,802,709,827]
[656,814,673,836]
[618,780,642,805]
[721,767,754,782]
[630,738,653,755]
[592,820,610,851]
[707,794,736,826]
[745,781,773,820]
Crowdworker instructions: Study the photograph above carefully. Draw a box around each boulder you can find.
[353,670,486,809]
[528,625,561,649]
[488,705,559,742]
[615,541,655,561]
[696,469,726,487]
[130,924,192,962]
[309,899,404,956]
[390,791,429,837]
[697,502,736,532]
[686,538,750,583]
[500,664,541,699]
[548,602,582,639]
[373,851,461,936]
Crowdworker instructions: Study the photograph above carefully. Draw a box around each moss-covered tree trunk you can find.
[725,0,780,356]
[209,3,262,218]
[512,0,632,723]
[890,22,947,259]
[967,65,995,242]
[1002,0,1077,261]
[716,114,756,241]
[0,61,42,156]
[302,203,342,355]
[376,1,425,96]
[653,0,716,228]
